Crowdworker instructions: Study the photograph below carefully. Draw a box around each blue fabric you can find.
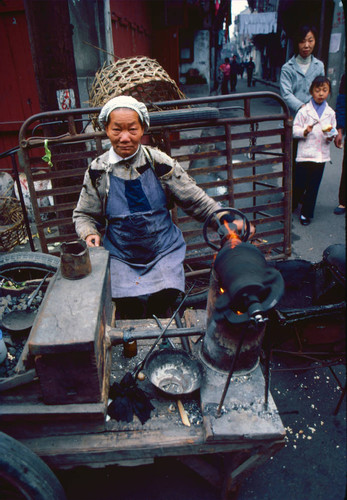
[103,166,186,297]
[311,98,326,118]
[336,93,345,131]
[105,168,181,263]
[104,164,186,298]
[124,178,151,213]
[280,56,325,117]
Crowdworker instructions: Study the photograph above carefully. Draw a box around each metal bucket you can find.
[60,240,92,280]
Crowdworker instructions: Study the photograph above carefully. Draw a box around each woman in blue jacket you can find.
[280,25,325,118]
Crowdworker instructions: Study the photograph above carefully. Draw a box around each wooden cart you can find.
[0,249,285,499]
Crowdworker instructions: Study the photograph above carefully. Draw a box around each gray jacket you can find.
[73,145,222,240]
[280,56,325,117]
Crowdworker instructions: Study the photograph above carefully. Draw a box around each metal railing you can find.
[18,92,292,267]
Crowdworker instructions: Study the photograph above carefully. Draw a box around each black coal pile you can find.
[0,291,43,378]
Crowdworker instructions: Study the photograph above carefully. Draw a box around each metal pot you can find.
[60,240,91,280]
[144,348,203,396]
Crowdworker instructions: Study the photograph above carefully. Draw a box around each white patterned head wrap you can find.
[98,95,150,130]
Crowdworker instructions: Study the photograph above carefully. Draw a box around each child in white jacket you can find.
[293,75,337,225]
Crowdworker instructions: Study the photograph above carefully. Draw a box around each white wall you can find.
[180,30,210,90]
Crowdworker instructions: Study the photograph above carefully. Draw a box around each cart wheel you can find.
[0,252,60,275]
[0,251,60,294]
[0,432,66,500]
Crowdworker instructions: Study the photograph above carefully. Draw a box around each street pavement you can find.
[55,77,346,500]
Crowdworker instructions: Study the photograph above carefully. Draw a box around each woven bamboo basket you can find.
[0,197,27,252]
[89,56,186,129]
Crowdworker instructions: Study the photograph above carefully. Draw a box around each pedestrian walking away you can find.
[219,57,230,95]
[239,61,245,79]
[292,76,337,226]
[333,73,345,215]
[230,55,239,91]
[246,57,255,87]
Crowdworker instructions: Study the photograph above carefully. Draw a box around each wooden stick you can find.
[177,399,190,427]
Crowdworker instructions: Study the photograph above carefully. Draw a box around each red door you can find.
[0,0,40,171]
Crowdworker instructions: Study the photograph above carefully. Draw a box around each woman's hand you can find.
[232,218,256,238]
[86,234,101,247]
[334,129,344,148]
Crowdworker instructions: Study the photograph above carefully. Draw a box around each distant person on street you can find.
[230,55,239,91]
[246,57,255,87]
[239,61,245,79]
[219,57,230,95]
[333,73,345,215]
[292,76,337,226]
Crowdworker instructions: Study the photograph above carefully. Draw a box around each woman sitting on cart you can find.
[73,96,247,319]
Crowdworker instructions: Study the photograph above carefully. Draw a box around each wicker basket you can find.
[0,197,27,252]
[89,56,186,129]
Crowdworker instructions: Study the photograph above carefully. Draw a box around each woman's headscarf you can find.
[98,95,150,130]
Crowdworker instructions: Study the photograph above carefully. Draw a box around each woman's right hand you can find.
[334,129,344,148]
[86,234,101,247]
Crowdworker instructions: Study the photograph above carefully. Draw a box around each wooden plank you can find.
[0,402,106,419]
[29,248,110,354]
[230,441,284,486]
[16,428,284,469]
[0,369,36,392]
[178,455,222,488]
[25,247,112,404]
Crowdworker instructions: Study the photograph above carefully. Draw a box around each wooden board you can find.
[29,247,111,355]
[26,247,112,404]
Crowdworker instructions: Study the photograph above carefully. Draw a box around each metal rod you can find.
[152,315,175,348]
[174,312,191,353]
[107,326,205,344]
[263,341,271,411]
[132,284,194,378]
[216,328,247,417]
[10,152,35,251]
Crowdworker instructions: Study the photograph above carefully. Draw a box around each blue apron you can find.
[104,167,186,298]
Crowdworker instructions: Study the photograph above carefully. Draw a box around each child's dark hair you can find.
[294,25,317,54]
[309,75,331,94]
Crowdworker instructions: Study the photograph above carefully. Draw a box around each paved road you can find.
[55,77,346,500]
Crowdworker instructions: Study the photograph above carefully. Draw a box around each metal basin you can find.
[144,348,203,396]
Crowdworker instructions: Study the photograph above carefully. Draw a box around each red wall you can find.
[110,0,153,59]
[109,1,180,94]
[0,0,180,173]
[0,0,40,171]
